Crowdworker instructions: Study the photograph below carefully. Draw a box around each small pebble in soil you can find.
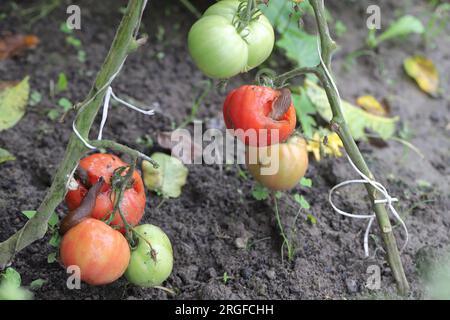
[240,268,252,280]
[265,269,276,280]
[345,278,359,294]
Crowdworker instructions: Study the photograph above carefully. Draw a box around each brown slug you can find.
[59,176,104,235]
[269,87,292,121]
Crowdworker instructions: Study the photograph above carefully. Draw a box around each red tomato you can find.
[223,85,296,147]
[65,153,146,232]
[60,218,130,285]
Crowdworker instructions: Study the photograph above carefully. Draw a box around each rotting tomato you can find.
[188,0,274,79]
[246,135,309,191]
[65,153,146,232]
[223,85,296,147]
[60,218,130,286]
[125,224,173,287]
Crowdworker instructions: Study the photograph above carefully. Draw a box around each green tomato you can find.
[188,0,275,79]
[125,224,173,287]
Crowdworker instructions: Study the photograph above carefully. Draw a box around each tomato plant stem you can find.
[0,0,149,268]
[276,0,410,295]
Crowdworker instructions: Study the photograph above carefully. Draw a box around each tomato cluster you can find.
[59,153,173,287]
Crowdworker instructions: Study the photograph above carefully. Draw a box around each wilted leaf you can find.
[142,152,188,198]
[307,130,343,162]
[304,80,399,140]
[356,95,387,116]
[157,131,202,164]
[403,56,439,95]
[0,77,30,131]
[0,34,39,60]
[0,148,16,164]
[376,15,424,45]
[292,90,317,139]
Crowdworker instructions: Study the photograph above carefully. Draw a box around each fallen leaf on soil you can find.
[0,148,16,165]
[157,131,202,164]
[356,95,388,116]
[142,152,188,198]
[307,130,343,161]
[0,77,30,131]
[403,55,439,96]
[0,34,39,60]
[304,80,399,141]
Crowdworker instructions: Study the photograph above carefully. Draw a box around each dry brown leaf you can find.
[0,34,40,60]
[356,95,388,116]
[403,55,439,96]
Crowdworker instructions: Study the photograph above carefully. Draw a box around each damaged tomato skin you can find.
[223,85,296,147]
[65,153,146,232]
[60,218,130,286]
[246,135,309,191]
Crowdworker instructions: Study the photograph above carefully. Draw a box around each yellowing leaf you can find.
[0,77,30,131]
[403,55,439,95]
[142,153,188,198]
[0,148,16,165]
[304,80,399,140]
[356,95,387,116]
[307,130,343,161]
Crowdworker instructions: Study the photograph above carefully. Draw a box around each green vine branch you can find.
[0,0,150,268]
[275,0,409,295]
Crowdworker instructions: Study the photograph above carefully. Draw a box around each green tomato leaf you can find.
[1,268,21,288]
[376,15,424,45]
[47,252,57,264]
[29,90,42,107]
[294,194,310,210]
[58,98,72,112]
[48,233,61,248]
[260,0,312,34]
[292,90,317,139]
[304,80,399,140]
[300,177,313,188]
[0,148,16,165]
[252,184,269,201]
[21,210,37,219]
[0,269,33,300]
[0,77,30,131]
[48,212,59,229]
[56,73,68,93]
[276,28,319,68]
[261,0,318,68]
[142,153,188,198]
[29,279,46,290]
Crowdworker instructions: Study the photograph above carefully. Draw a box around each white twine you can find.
[315,37,409,257]
[329,155,409,257]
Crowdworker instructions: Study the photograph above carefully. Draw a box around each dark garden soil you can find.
[0,0,449,300]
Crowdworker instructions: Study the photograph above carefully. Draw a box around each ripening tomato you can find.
[223,85,296,147]
[125,224,173,287]
[188,0,274,78]
[246,135,309,190]
[60,218,130,285]
[65,153,146,232]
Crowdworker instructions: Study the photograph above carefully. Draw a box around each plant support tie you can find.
[72,84,155,153]
[329,154,409,257]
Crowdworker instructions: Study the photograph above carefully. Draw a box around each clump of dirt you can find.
[0,0,449,299]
